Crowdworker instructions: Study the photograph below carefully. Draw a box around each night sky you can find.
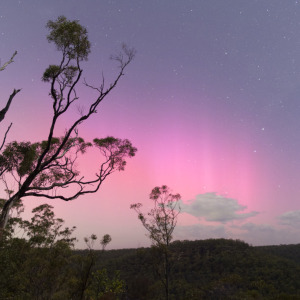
[1,0,300,248]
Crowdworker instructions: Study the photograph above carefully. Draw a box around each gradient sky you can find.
[1,0,300,248]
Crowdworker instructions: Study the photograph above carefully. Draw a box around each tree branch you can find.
[0,89,21,123]
[0,123,12,151]
[0,51,17,71]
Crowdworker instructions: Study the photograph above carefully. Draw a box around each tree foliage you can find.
[0,136,136,200]
[46,16,91,61]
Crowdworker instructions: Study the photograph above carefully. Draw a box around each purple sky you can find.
[1,0,300,248]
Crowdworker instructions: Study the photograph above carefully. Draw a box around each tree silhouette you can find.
[131,185,181,300]
[0,16,136,238]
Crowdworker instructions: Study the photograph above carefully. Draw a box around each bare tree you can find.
[130,185,181,300]
[0,16,136,238]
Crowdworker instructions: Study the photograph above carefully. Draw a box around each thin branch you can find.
[0,123,12,151]
[0,51,17,71]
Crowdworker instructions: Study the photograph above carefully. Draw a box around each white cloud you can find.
[180,193,259,223]
[278,210,300,228]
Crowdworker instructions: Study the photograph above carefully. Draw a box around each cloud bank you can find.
[175,221,300,246]
[278,210,300,228]
[174,193,300,246]
[180,193,258,223]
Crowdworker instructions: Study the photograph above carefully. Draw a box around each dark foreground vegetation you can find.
[0,203,299,299]
[93,239,300,300]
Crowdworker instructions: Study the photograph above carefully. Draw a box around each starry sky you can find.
[1,0,300,249]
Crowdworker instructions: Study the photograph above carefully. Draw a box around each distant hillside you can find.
[90,239,300,299]
[257,243,300,265]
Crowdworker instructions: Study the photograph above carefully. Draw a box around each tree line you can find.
[1,199,299,299]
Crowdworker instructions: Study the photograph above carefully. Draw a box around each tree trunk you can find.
[0,197,17,240]
[164,250,169,300]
